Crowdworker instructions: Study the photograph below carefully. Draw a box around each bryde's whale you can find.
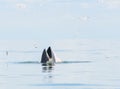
[41,47,61,66]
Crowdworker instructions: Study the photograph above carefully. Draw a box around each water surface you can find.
[0,39,120,89]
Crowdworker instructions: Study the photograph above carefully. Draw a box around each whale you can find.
[41,47,61,66]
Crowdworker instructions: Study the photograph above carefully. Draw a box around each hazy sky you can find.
[0,0,120,40]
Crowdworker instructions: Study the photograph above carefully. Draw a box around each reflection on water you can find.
[42,69,54,85]
[42,66,54,73]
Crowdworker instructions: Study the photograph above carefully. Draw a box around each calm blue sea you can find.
[0,39,120,89]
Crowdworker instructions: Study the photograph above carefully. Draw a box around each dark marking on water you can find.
[10,61,40,64]
[9,61,92,64]
[60,61,91,64]
[27,83,104,86]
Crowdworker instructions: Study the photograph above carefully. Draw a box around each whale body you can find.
[41,47,61,66]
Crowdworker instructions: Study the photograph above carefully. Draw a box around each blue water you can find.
[0,39,120,89]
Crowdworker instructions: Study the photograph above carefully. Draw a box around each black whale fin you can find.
[41,49,49,63]
[47,47,52,58]
[47,46,56,62]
